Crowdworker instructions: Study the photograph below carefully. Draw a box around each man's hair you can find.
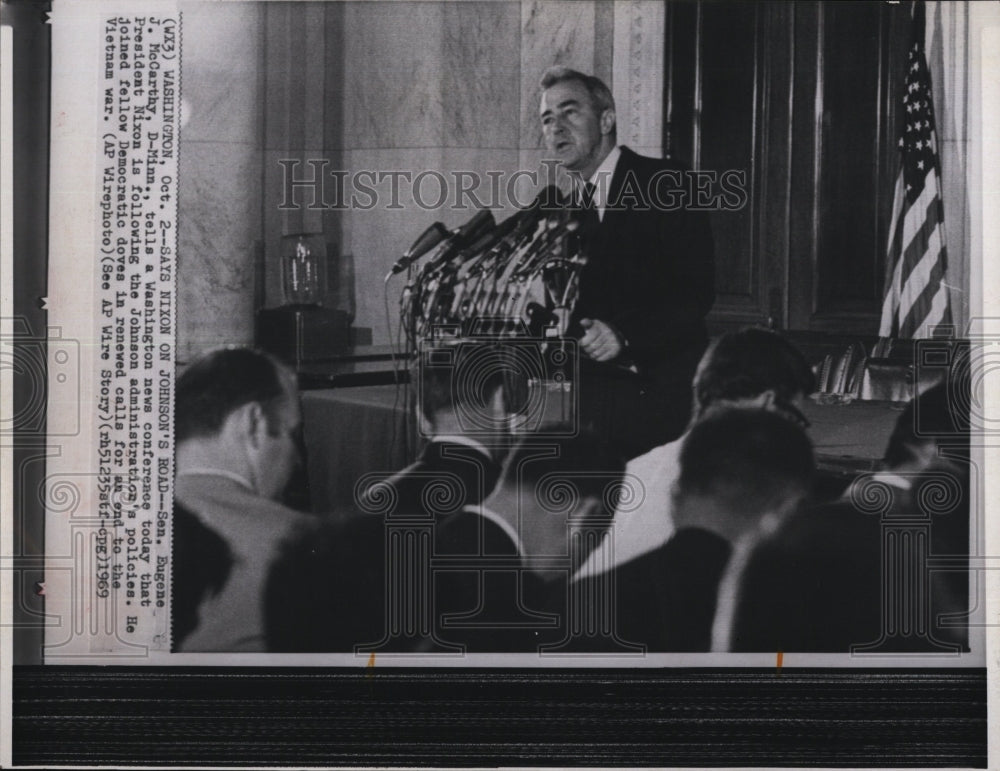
[418,342,509,426]
[497,433,625,520]
[539,66,616,128]
[884,380,969,468]
[176,347,295,442]
[693,328,816,417]
[675,408,815,518]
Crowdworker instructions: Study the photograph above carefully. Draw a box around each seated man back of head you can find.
[605,408,815,651]
[356,342,510,519]
[172,347,311,652]
[577,327,815,579]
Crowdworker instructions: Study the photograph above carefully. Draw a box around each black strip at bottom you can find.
[13,667,987,767]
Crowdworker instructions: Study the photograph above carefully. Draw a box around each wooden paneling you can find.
[816,1,885,314]
[666,1,784,330]
[699,1,758,300]
[669,0,910,336]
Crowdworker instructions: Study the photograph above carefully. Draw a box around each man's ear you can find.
[221,401,254,442]
[243,401,268,449]
[600,108,616,136]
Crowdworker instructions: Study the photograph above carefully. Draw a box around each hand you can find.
[578,318,623,362]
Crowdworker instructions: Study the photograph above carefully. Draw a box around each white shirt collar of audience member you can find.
[432,434,494,459]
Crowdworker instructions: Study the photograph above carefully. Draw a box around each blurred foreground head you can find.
[176,347,300,499]
[884,380,970,473]
[418,342,509,440]
[672,408,816,541]
[692,328,816,424]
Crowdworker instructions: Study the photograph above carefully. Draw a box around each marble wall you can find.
[926,0,971,332]
[261,2,344,321]
[177,2,263,362]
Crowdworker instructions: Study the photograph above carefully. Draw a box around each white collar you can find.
[839,471,912,503]
[462,503,526,558]
[431,435,493,458]
[585,145,622,221]
[176,467,255,492]
[867,472,913,490]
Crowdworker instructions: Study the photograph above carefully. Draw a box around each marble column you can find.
[261,2,344,313]
[612,1,665,159]
[176,2,263,362]
[926,1,970,332]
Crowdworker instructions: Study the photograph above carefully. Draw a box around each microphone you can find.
[388,210,495,279]
[388,222,449,277]
[421,209,496,275]
[510,185,565,238]
[525,301,559,336]
[452,208,495,244]
[458,212,521,260]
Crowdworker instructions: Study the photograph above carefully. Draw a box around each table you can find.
[799,397,902,472]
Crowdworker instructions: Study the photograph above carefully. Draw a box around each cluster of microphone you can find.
[391,187,590,345]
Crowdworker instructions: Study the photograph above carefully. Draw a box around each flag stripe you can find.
[900,257,949,338]
[884,173,906,287]
[899,194,944,288]
[899,235,944,319]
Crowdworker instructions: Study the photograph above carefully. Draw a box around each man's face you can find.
[540,79,612,179]
[254,387,302,500]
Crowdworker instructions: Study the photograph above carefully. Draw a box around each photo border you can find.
[10,666,989,767]
[3,0,996,766]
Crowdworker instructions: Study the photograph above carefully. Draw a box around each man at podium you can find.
[539,67,715,458]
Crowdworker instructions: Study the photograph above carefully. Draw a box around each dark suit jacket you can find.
[265,514,387,652]
[570,527,732,652]
[171,502,233,650]
[268,443,502,653]
[359,439,502,518]
[267,443,503,653]
[573,147,715,457]
[730,477,970,653]
[432,507,562,652]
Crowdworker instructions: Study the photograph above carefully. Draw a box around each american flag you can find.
[879,1,952,339]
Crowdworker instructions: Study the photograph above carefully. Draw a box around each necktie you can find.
[578,181,599,231]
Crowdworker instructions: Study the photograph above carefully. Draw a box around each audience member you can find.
[357,343,510,518]
[172,347,311,652]
[267,433,625,653]
[576,327,815,580]
[434,433,626,652]
[265,508,391,653]
[593,409,815,651]
[720,380,970,652]
[269,344,514,654]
